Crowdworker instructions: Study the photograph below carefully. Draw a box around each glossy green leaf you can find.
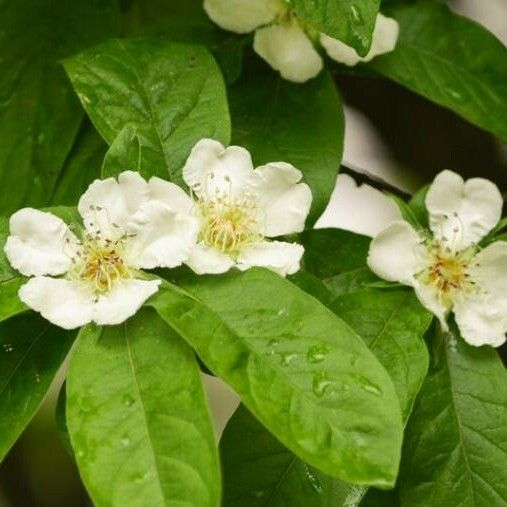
[386,193,423,230]
[0,0,119,215]
[50,121,107,206]
[64,38,230,184]
[55,382,73,457]
[102,125,143,178]
[301,228,378,297]
[408,185,429,229]
[290,0,380,56]
[0,217,26,322]
[150,269,403,487]
[369,1,507,141]
[121,0,247,83]
[221,404,368,507]
[331,289,432,420]
[397,324,507,506]
[0,312,74,461]
[229,64,343,224]
[66,309,220,507]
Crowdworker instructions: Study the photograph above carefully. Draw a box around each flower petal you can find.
[93,279,161,326]
[248,162,312,237]
[148,177,194,213]
[469,241,507,301]
[4,208,76,277]
[185,244,234,275]
[19,277,94,329]
[204,0,281,34]
[425,170,503,250]
[413,282,448,329]
[237,240,304,276]
[321,14,399,66]
[253,23,323,83]
[367,221,428,285]
[182,139,254,199]
[78,171,150,232]
[454,295,507,347]
[126,201,199,269]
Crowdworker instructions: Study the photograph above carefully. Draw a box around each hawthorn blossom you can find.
[204,0,399,82]
[368,170,507,347]
[4,171,198,329]
[157,138,312,276]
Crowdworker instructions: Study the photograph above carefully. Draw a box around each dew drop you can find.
[280,352,298,367]
[350,5,363,24]
[312,372,333,398]
[304,465,323,494]
[121,436,131,447]
[307,343,331,363]
[3,343,14,352]
[34,373,41,384]
[253,490,266,498]
[444,87,464,101]
[123,394,135,407]
[266,339,279,356]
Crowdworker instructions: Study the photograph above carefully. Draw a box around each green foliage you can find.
[66,309,220,507]
[397,324,507,506]
[0,313,75,460]
[228,62,344,224]
[150,269,403,487]
[64,38,231,185]
[221,404,367,506]
[370,1,507,141]
[50,122,108,206]
[0,0,119,215]
[290,0,380,56]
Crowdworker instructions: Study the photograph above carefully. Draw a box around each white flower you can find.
[203,0,399,82]
[367,170,506,347]
[4,171,199,330]
[156,138,312,276]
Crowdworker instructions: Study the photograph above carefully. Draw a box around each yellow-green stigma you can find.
[68,233,131,293]
[198,198,262,254]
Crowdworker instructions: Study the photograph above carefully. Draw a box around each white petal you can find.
[469,241,507,301]
[19,277,94,330]
[253,23,323,83]
[185,244,234,275]
[426,170,503,250]
[454,296,507,347]
[248,162,312,236]
[125,201,199,269]
[367,221,429,285]
[182,139,254,199]
[4,208,76,277]
[321,14,399,66]
[413,282,448,329]
[93,279,161,326]
[204,0,281,34]
[148,177,194,213]
[236,240,304,276]
[78,171,150,231]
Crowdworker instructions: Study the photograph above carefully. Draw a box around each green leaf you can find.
[0,217,26,322]
[64,38,230,185]
[229,64,344,225]
[369,1,507,141]
[121,0,247,84]
[150,269,403,487]
[386,193,423,230]
[220,404,368,506]
[49,121,107,206]
[0,0,119,215]
[331,289,432,421]
[55,382,73,457]
[398,324,507,506]
[102,125,143,178]
[0,312,74,461]
[66,309,220,507]
[290,0,380,57]
[301,228,378,297]
[408,184,429,229]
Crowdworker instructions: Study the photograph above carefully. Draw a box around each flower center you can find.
[198,198,262,254]
[68,233,131,293]
[417,242,477,302]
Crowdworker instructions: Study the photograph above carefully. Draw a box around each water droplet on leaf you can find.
[307,343,330,363]
[312,372,333,397]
